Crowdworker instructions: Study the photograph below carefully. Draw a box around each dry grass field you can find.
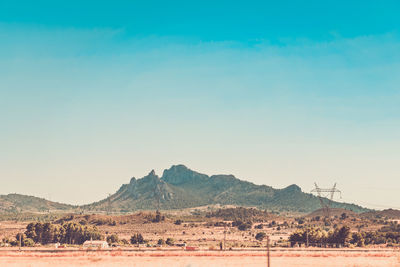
[0,249,399,267]
[1,207,400,266]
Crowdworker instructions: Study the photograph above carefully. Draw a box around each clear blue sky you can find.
[1,1,399,208]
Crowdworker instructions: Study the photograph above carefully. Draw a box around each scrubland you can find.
[1,207,400,266]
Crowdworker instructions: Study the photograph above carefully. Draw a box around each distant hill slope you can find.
[306,208,357,218]
[361,209,400,219]
[85,165,369,213]
[0,194,74,213]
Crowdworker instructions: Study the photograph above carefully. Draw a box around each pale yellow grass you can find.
[0,250,399,267]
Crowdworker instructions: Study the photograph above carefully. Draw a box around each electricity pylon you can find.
[311,182,342,218]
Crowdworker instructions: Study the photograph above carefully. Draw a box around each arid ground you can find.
[0,249,399,267]
[2,207,400,266]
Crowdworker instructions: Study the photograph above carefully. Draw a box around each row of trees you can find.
[290,226,351,247]
[24,222,103,245]
[5,229,178,247]
[2,234,35,247]
[106,233,175,247]
[289,225,400,247]
[350,231,400,246]
[4,219,179,247]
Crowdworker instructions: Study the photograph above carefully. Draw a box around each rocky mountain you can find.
[85,165,368,213]
[0,194,74,213]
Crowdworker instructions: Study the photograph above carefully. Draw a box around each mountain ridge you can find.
[0,165,372,214]
[0,193,74,213]
[84,164,368,213]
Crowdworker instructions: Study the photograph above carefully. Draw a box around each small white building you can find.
[83,240,109,249]
[48,242,61,248]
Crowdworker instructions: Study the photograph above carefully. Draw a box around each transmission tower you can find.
[311,182,342,218]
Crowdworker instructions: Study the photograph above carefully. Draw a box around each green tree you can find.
[328,226,351,246]
[25,223,38,242]
[41,223,55,244]
[15,233,26,246]
[23,238,35,247]
[238,222,252,231]
[289,227,328,247]
[350,232,365,247]
[255,232,266,241]
[166,237,174,246]
[255,224,263,229]
[130,233,144,244]
[152,211,165,222]
[35,223,44,243]
[107,234,119,244]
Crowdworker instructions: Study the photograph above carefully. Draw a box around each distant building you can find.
[83,240,109,249]
[48,242,61,248]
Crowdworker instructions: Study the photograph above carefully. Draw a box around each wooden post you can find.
[306,229,309,248]
[19,233,21,251]
[224,224,226,251]
[267,235,270,267]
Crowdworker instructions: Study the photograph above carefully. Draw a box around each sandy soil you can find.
[0,249,399,267]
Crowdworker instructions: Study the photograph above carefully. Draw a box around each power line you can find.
[311,182,342,218]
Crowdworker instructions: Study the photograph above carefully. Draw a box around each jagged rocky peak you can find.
[129,177,136,184]
[142,169,160,182]
[162,164,189,178]
[162,164,209,185]
[164,164,189,173]
[282,184,302,192]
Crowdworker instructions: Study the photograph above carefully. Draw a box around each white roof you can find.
[83,240,108,244]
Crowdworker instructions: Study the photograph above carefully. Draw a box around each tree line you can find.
[289,224,400,247]
[24,222,103,245]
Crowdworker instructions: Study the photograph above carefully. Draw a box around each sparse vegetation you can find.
[130,233,145,244]
[151,211,165,223]
[0,205,398,250]
[174,219,183,225]
[206,207,270,222]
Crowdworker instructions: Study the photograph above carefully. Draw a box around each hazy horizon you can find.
[1,1,399,209]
